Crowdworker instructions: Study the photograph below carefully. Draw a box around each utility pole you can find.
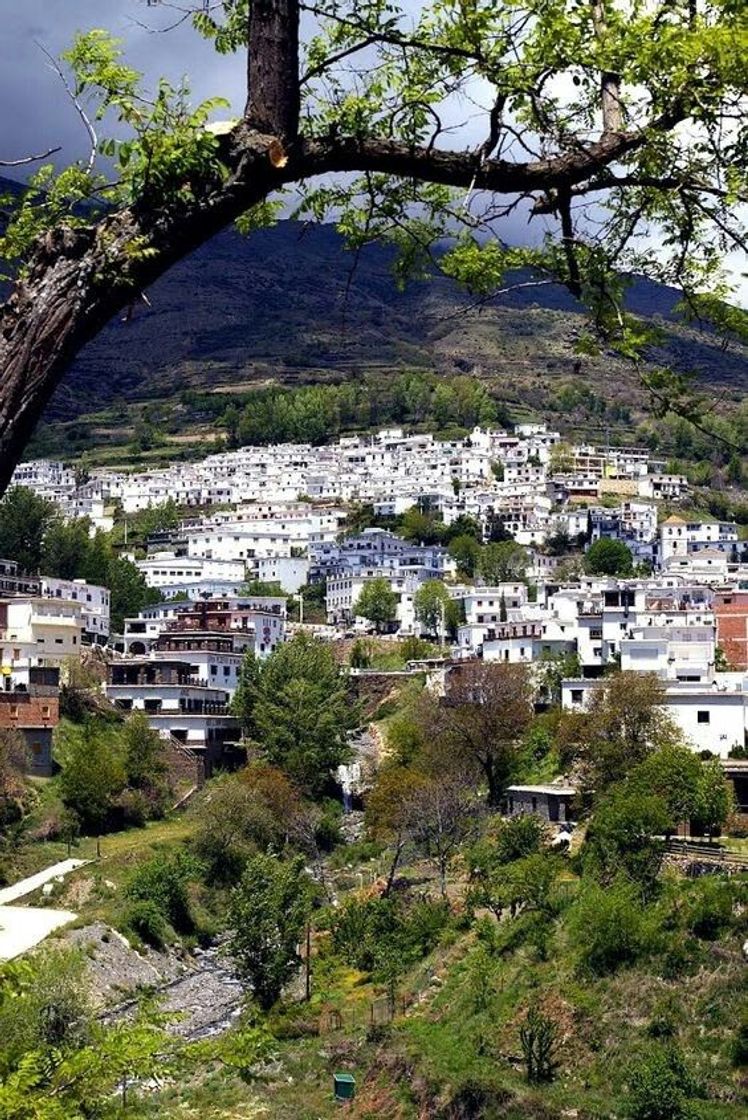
[297,591,304,624]
[305,923,312,1001]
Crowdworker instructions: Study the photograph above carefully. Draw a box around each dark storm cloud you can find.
[0,1,246,172]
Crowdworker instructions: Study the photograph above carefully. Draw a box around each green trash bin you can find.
[333,1072,356,1102]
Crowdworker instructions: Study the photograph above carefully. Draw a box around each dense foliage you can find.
[223,372,501,448]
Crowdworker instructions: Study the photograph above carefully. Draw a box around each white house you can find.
[40,577,110,644]
[0,596,83,669]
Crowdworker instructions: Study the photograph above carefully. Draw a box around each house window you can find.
[571,689,583,705]
[697,710,710,724]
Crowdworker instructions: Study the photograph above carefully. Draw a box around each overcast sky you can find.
[2,2,745,305]
[0,1,249,168]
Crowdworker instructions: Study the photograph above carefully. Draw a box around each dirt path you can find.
[0,858,90,960]
[0,858,90,904]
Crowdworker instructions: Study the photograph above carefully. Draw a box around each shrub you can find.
[331,893,450,974]
[732,1012,748,1067]
[117,788,150,828]
[0,948,92,1074]
[126,851,197,934]
[682,877,735,941]
[126,899,171,949]
[568,880,653,975]
[403,897,451,957]
[314,800,343,852]
[519,1004,560,1083]
[626,1045,702,1120]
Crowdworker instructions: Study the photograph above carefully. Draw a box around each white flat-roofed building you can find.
[660,516,739,567]
[137,553,247,589]
[561,675,747,759]
[0,596,83,668]
[106,658,240,766]
[40,577,110,644]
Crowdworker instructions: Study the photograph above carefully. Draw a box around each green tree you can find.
[448,533,481,578]
[584,538,634,576]
[126,850,197,935]
[107,555,160,633]
[121,711,170,815]
[568,879,652,976]
[726,453,743,486]
[577,673,680,793]
[0,487,57,573]
[583,788,670,895]
[191,765,304,883]
[413,579,456,639]
[433,661,534,805]
[0,729,30,844]
[629,744,703,836]
[692,758,733,840]
[229,853,311,1011]
[0,947,92,1077]
[252,634,355,793]
[40,517,93,580]
[478,540,529,584]
[54,720,127,833]
[626,1045,703,1120]
[548,442,575,474]
[232,649,263,736]
[538,649,582,706]
[0,1000,180,1119]
[400,507,445,545]
[353,575,398,632]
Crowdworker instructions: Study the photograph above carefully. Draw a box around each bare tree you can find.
[409,772,480,897]
[0,0,745,487]
[435,661,534,806]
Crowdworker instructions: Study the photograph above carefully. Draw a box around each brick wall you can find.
[714,591,748,669]
[0,693,60,776]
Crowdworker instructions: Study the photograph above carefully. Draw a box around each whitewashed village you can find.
[4,423,747,818]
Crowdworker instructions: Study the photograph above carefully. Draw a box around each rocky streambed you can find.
[65,923,244,1039]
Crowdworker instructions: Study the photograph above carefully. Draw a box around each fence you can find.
[316,961,439,1035]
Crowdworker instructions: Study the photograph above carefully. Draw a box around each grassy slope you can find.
[8,778,747,1120]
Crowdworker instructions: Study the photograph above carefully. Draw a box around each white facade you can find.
[561,676,747,759]
[40,577,110,643]
[137,553,247,589]
[0,597,83,668]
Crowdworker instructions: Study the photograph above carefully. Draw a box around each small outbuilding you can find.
[505,784,577,824]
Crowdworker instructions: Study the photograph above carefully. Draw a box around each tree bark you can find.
[246,0,300,140]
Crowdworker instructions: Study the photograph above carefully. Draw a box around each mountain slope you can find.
[2,177,745,460]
